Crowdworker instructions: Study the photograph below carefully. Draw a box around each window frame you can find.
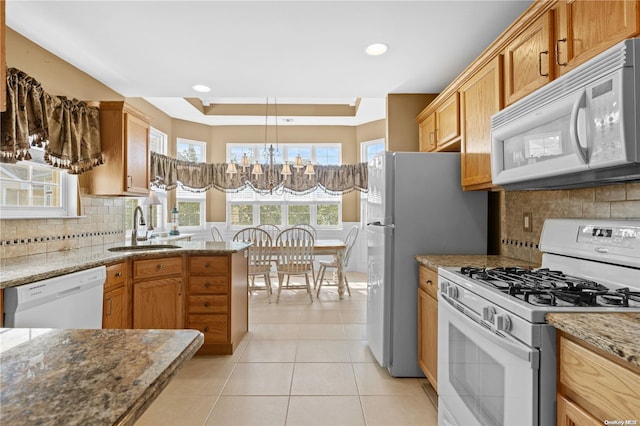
[360,138,385,228]
[175,137,207,231]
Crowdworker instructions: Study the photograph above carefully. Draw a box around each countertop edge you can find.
[415,254,539,270]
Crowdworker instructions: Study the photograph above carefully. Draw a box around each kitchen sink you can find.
[107,244,182,252]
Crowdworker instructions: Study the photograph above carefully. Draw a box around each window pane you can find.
[177,140,205,162]
[177,201,201,226]
[230,204,254,226]
[259,204,281,225]
[317,204,339,225]
[0,163,61,208]
[286,146,311,163]
[366,143,385,162]
[288,205,310,225]
[316,147,340,165]
[0,164,30,181]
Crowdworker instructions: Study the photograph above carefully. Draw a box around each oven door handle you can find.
[441,295,539,369]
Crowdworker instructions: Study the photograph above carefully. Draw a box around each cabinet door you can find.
[418,113,436,152]
[555,0,639,76]
[125,111,150,194]
[418,288,438,392]
[103,285,127,329]
[460,55,503,190]
[557,394,601,426]
[133,277,183,329]
[435,93,460,149]
[504,11,553,106]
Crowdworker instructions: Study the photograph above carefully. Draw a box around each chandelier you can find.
[225,97,315,193]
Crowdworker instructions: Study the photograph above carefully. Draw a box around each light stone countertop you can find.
[0,241,251,289]
[546,312,640,370]
[415,254,539,271]
[0,328,203,426]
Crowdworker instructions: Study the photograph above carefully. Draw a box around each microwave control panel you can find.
[588,72,626,165]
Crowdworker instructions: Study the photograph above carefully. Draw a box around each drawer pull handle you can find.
[555,38,567,66]
[115,272,122,278]
[204,326,210,332]
[538,50,549,77]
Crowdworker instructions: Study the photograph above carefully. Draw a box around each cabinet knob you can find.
[204,262,210,268]
[425,279,433,286]
[204,302,210,307]
[157,264,163,270]
[204,327,210,332]
[115,272,122,278]
[204,282,210,288]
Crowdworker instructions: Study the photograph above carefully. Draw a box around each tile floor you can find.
[136,272,438,426]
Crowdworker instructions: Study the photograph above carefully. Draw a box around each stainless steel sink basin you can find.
[108,244,181,252]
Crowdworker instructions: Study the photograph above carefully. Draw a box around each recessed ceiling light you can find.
[192,84,211,93]
[366,43,388,56]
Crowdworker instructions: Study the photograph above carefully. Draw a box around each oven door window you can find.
[438,298,539,426]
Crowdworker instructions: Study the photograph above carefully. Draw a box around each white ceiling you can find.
[6,0,532,126]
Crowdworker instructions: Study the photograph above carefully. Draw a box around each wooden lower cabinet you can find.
[557,332,640,423]
[187,252,248,355]
[417,265,438,392]
[102,261,130,329]
[132,257,184,329]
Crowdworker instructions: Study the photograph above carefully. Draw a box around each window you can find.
[226,143,342,229]
[176,138,206,229]
[360,139,384,227]
[0,148,78,218]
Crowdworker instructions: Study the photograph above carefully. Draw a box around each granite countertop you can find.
[546,312,640,370]
[0,241,251,289]
[0,328,204,426]
[415,254,539,271]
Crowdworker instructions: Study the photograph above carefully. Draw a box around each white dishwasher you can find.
[3,266,106,329]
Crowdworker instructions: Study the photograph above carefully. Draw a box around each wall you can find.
[500,182,640,264]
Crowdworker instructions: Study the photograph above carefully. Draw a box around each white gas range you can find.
[436,218,640,426]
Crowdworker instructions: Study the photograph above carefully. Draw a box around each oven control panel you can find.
[577,224,640,249]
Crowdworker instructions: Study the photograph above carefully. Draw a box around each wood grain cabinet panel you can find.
[557,394,601,426]
[504,11,553,106]
[133,277,183,329]
[435,93,460,150]
[103,261,130,329]
[460,55,503,190]
[417,265,438,392]
[188,295,228,314]
[418,112,436,152]
[188,276,228,294]
[133,256,182,280]
[555,0,640,77]
[190,256,228,275]
[187,314,228,343]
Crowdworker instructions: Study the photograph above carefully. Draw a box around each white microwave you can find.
[491,38,640,190]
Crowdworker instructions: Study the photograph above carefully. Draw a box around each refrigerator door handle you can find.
[367,221,395,228]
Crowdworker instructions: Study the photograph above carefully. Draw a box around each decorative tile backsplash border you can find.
[0,196,126,259]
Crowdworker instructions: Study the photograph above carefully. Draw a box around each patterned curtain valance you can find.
[1,67,103,174]
[150,152,368,195]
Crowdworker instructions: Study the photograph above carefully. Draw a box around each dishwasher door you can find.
[3,266,106,329]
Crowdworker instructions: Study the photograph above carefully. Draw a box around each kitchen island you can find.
[0,327,203,426]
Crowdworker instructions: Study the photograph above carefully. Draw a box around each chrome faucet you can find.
[131,205,146,246]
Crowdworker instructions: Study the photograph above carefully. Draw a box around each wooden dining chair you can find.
[256,223,281,240]
[316,225,359,297]
[210,226,224,241]
[233,227,273,296]
[274,227,315,303]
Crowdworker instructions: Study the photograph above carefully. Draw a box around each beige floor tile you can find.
[239,340,298,363]
[339,301,367,311]
[360,394,438,426]
[286,396,365,426]
[250,324,300,340]
[298,323,346,340]
[290,362,358,395]
[250,310,303,324]
[298,309,343,323]
[135,394,216,426]
[222,362,294,395]
[204,396,289,426]
[295,340,352,362]
[160,356,236,397]
[344,324,367,340]
[340,310,367,324]
[346,340,377,363]
[353,362,423,395]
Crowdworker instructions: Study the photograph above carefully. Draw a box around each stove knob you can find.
[495,313,512,332]
[440,281,449,294]
[482,306,496,322]
[446,285,459,299]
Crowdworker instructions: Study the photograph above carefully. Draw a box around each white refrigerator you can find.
[366,151,488,377]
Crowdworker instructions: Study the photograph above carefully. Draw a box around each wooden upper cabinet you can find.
[435,93,460,151]
[418,112,436,152]
[554,0,640,77]
[460,55,503,190]
[87,101,150,196]
[504,11,554,106]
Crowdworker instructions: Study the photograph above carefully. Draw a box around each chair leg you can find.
[276,273,284,303]
[316,265,327,297]
[265,273,272,297]
[305,272,313,303]
[344,273,351,296]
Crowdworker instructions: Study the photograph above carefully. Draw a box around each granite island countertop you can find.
[546,312,640,370]
[415,254,539,270]
[0,241,251,289]
[0,327,204,426]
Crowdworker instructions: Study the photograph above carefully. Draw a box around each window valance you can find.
[1,68,103,174]
[150,152,368,195]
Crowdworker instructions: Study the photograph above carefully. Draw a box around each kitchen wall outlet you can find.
[523,212,533,232]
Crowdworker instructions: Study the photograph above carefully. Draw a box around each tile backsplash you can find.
[500,182,640,264]
[0,196,125,259]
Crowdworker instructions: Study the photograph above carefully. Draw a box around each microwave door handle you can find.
[570,90,589,164]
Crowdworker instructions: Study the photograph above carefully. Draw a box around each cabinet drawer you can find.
[189,276,228,294]
[188,314,228,343]
[105,261,127,291]
[419,265,438,300]
[188,295,228,314]
[133,256,182,280]
[559,336,640,420]
[190,256,228,275]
